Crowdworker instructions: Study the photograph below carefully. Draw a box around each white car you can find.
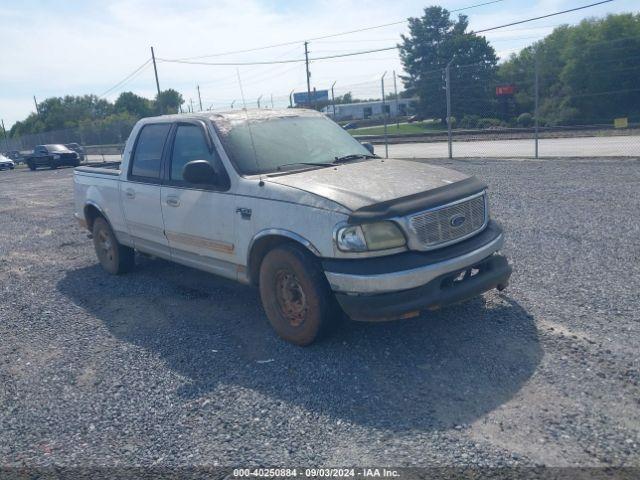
[0,154,15,170]
[73,109,512,345]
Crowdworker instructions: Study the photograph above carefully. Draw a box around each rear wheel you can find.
[92,217,135,275]
[28,162,36,171]
[259,243,340,345]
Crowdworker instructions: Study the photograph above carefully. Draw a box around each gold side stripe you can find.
[165,231,234,254]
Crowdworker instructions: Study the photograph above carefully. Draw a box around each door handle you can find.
[166,196,180,207]
[125,189,135,199]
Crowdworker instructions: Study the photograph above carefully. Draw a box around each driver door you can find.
[160,121,238,278]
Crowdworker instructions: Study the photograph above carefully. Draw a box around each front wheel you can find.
[28,162,36,171]
[259,243,340,346]
[92,217,135,275]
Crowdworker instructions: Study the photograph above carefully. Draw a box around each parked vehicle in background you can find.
[4,151,23,163]
[25,144,80,170]
[342,122,359,130]
[0,154,15,170]
[408,115,424,123]
[65,143,86,162]
[74,109,512,345]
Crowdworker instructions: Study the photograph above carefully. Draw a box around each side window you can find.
[130,124,171,179]
[170,124,222,182]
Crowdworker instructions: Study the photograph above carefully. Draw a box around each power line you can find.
[472,0,614,34]
[158,46,399,66]
[99,59,152,98]
[171,0,506,61]
[159,1,614,69]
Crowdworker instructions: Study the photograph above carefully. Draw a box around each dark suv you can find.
[25,145,80,170]
[65,143,86,162]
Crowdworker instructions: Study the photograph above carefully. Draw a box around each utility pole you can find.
[446,59,453,160]
[313,87,317,111]
[270,94,274,109]
[534,49,540,159]
[151,46,162,114]
[231,100,236,109]
[257,95,262,109]
[304,41,311,108]
[393,70,400,129]
[331,81,337,119]
[381,71,388,159]
[1,119,8,151]
[197,85,203,111]
[33,96,40,116]
[289,90,294,108]
[189,98,194,113]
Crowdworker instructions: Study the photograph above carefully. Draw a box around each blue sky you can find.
[1,0,637,129]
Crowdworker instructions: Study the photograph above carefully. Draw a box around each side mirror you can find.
[183,160,218,185]
[362,142,374,155]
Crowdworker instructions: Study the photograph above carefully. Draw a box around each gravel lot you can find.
[0,158,639,469]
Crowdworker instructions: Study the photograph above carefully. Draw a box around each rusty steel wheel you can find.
[259,243,341,346]
[92,217,135,275]
[95,227,115,268]
[274,270,308,327]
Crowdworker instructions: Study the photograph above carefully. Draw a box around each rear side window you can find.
[131,124,171,179]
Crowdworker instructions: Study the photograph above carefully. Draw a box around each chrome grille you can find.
[408,193,487,249]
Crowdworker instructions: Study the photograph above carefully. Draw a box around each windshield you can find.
[218,115,372,175]
[47,144,68,152]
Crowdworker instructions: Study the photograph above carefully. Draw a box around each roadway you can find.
[387,134,639,158]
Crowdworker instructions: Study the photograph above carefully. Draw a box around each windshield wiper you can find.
[333,153,377,163]
[276,162,332,171]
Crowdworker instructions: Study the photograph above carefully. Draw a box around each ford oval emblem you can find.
[450,214,466,227]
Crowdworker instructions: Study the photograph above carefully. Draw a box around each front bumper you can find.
[323,221,512,321]
[335,254,511,321]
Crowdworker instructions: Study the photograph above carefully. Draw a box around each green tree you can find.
[499,13,640,125]
[114,91,153,118]
[9,94,113,136]
[155,89,184,114]
[399,6,498,122]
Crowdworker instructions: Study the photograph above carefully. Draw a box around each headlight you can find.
[336,221,406,252]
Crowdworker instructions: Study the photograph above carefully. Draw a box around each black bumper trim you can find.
[335,254,512,321]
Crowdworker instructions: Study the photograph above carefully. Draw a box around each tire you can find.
[28,162,36,171]
[259,243,340,346]
[92,217,135,275]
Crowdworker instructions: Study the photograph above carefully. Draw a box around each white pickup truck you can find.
[74,109,511,345]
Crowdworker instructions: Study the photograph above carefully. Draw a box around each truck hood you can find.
[264,159,471,212]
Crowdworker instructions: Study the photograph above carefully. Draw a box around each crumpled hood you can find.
[264,159,470,211]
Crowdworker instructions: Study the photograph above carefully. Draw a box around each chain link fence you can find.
[3,51,639,161]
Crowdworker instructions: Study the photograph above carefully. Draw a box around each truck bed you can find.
[75,162,121,176]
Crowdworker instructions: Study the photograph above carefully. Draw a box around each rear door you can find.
[160,121,238,277]
[121,122,172,257]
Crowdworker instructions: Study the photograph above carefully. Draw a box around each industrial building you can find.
[322,98,419,121]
